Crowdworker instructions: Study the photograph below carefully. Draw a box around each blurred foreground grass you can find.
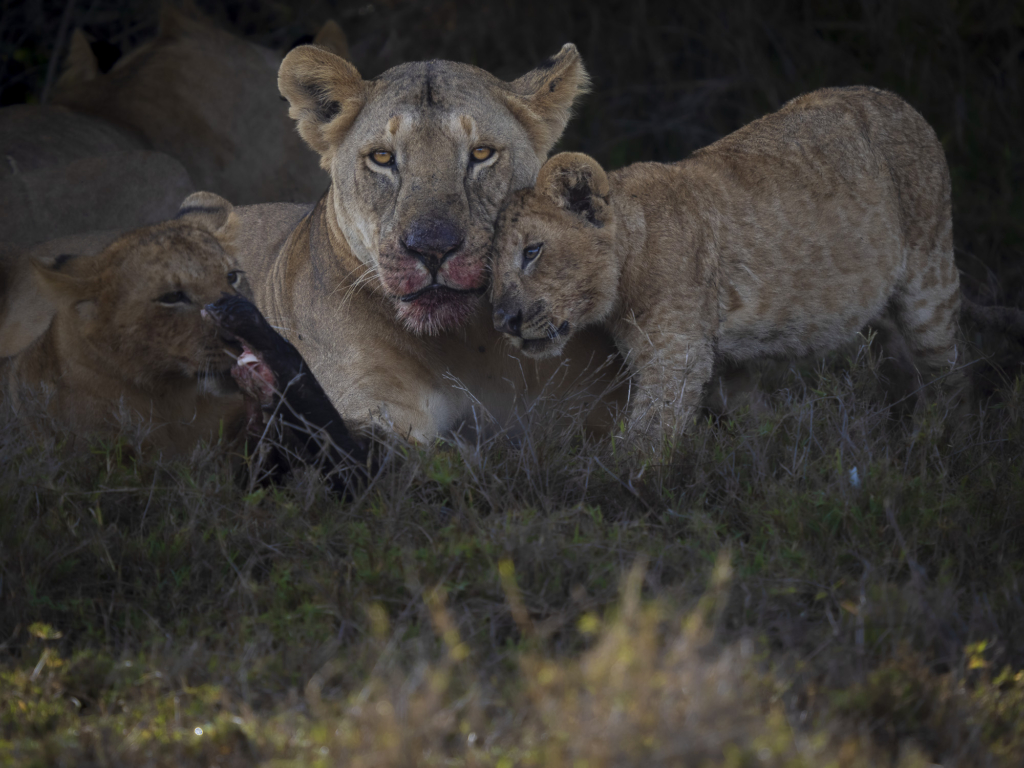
[2,337,1024,765]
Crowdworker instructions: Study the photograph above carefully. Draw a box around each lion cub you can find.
[490,86,963,445]
[1,192,247,455]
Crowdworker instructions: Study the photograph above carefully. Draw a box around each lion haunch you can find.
[490,87,965,446]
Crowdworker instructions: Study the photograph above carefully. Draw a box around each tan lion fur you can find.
[0,105,194,254]
[0,201,313,362]
[233,44,623,441]
[489,86,964,445]
[0,11,347,253]
[50,8,343,205]
[1,192,247,455]
[0,229,123,358]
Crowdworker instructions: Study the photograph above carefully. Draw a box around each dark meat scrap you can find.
[202,293,372,490]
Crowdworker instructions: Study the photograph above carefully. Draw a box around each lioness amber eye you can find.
[471,147,493,162]
[157,290,191,305]
[522,244,542,265]
[371,150,394,166]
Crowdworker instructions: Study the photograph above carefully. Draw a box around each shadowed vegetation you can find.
[2,337,1024,764]
[2,0,1023,764]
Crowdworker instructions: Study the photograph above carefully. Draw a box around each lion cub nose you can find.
[493,306,523,337]
[402,218,464,273]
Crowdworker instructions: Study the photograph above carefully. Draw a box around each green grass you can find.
[2,339,1024,766]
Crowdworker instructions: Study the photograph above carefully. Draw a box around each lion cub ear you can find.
[535,153,611,227]
[504,44,591,159]
[175,191,239,246]
[279,45,366,160]
[31,257,101,323]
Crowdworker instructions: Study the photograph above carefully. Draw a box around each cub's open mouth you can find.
[518,320,570,342]
[201,304,279,407]
[399,283,487,303]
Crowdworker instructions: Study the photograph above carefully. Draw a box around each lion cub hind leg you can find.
[885,246,967,437]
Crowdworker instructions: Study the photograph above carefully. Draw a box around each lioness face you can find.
[279,45,590,335]
[332,74,541,335]
[490,190,618,359]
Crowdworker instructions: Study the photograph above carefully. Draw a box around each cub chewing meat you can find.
[1,192,246,454]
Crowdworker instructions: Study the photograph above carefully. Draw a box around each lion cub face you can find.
[40,193,243,393]
[490,153,619,358]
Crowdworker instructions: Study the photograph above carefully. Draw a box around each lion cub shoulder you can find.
[2,192,247,455]
[490,86,962,445]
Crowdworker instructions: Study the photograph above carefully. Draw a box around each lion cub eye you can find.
[156,290,192,306]
[370,150,395,166]
[471,147,494,163]
[522,244,542,269]
[227,270,241,286]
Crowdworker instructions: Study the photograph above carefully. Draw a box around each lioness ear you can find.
[313,19,351,61]
[157,3,207,41]
[56,29,100,90]
[535,152,610,227]
[175,191,238,245]
[279,45,366,160]
[504,44,591,159]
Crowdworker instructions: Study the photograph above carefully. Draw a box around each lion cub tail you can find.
[961,293,1024,345]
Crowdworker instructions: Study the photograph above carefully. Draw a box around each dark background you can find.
[2,0,1022,300]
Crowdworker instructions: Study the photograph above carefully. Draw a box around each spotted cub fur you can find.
[490,87,963,445]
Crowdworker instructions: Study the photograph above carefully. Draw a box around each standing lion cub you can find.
[490,86,963,445]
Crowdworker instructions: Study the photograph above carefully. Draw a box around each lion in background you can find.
[1,192,247,456]
[50,6,346,206]
[489,87,969,446]
[0,8,348,259]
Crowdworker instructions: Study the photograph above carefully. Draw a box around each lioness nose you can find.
[493,306,523,337]
[402,218,464,272]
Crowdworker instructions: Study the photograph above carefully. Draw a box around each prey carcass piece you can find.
[202,293,372,491]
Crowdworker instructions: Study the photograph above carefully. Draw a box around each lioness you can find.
[237,43,624,441]
[489,87,964,444]
[1,192,246,455]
